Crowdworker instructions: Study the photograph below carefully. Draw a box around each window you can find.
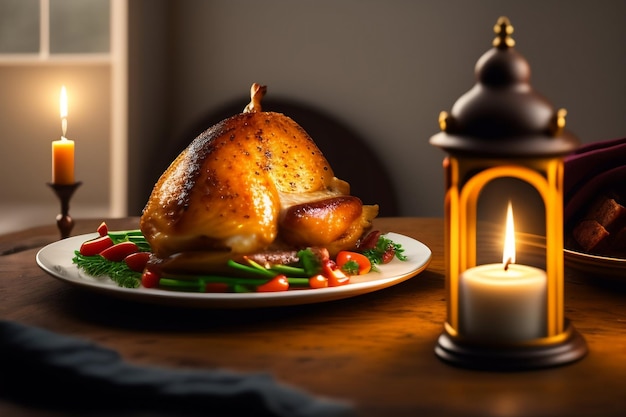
[50,0,110,53]
[0,0,110,57]
[0,0,40,53]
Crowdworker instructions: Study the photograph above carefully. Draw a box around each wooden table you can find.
[1,217,625,416]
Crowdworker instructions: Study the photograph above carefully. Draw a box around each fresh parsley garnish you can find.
[73,251,141,288]
[362,235,407,269]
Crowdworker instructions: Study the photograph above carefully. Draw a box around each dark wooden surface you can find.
[1,217,625,417]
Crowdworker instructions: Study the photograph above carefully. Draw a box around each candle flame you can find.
[60,86,68,119]
[503,201,516,266]
[60,86,68,137]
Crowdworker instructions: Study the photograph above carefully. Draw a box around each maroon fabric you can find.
[564,138,626,227]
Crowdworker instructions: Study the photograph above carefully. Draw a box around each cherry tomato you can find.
[381,246,396,264]
[328,270,350,286]
[336,251,371,275]
[96,221,109,237]
[357,230,381,250]
[79,235,114,256]
[100,241,139,262]
[124,252,151,272]
[309,274,328,289]
[256,275,289,292]
[322,260,351,287]
[141,270,160,288]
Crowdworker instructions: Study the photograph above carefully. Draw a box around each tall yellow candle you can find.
[52,86,75,184]
[52,137,75,184]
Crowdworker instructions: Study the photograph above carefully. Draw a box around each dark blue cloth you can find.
[0,320,354,417]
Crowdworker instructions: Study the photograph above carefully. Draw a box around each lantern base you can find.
[435,320,587,371]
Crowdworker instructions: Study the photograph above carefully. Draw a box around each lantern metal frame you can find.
[430,17,587,370]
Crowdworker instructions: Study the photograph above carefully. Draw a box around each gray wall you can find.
[128,0,626,217]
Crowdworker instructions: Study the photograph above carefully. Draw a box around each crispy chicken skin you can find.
[140,84,378,273]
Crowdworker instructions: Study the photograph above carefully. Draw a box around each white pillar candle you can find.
[459,263,547,342]
[458,202,547,342]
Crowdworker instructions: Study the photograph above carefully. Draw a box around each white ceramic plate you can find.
[36,232,432,308]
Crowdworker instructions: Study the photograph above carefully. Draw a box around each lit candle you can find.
[52,86,75,184]
[458,202,547,342]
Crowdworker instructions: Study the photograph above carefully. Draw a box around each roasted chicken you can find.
[140,84,378,273]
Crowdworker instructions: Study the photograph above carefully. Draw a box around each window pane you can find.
[0,0,40,53]
[50,0,110,53]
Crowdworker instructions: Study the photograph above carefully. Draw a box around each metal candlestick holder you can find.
[47,181,82,239]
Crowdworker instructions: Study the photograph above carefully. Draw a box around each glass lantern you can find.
[430,17,587,370]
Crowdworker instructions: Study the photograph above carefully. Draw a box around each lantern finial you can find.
[548,108,568,136]
[493,16,515,49]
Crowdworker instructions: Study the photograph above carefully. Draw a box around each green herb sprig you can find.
[73,251,141,288]
[362,235,408,271]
